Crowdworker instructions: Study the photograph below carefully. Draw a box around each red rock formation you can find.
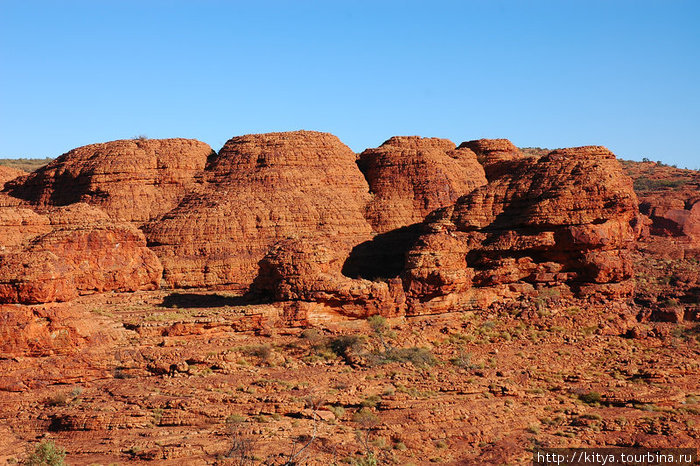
[639,195,700,245]
[358,136,487,233]
[3,138,212,223]
[459,138,524,179]
[0,207,50,254]
[0,205,162,304]
[0,303,123,357]
[251,238,404,323]
[403,144,640,314]
[0,166,25,187]
[621,159,699,251]
[145,131,374,290]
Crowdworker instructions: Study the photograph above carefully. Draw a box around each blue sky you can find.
[1,1,698,167]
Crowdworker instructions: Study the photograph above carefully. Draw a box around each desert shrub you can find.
[367,315,388,334]
[633,177,686,191]
[377,347,437,367]
[45,387,82,407]
[450,351,481,369]
[361,395,381,408]
[330,335,366,359]
[328,405,346,419]
[579,391,603,405]
[26,441,65,466]
[0,157,53,172]
[239,344,273,363]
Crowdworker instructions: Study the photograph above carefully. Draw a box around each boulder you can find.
[251,238,405,322]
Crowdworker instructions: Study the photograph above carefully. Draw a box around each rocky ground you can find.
[0,282,697,465]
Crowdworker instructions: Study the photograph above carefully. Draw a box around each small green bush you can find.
[26,441,66,466]
[330,335,365,358]
[579,391,603,405]
[381,347,437,367]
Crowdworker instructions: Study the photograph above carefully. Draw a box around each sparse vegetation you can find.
[579,391,603,405]
[633,176,686,191]
[25,441,66,466]
[0,157,53,172]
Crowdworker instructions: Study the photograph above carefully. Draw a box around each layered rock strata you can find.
[3,138,212,223]
[251,238,405,323]
[0,204,162,304]
[403,145,640,314]
[145,131,374,290]
[0,166,24,187]
[358,136,487,233]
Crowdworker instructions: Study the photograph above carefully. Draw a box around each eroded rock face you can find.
[3,139,212,223]
[459,138,523,179]
[0,166,25,187]
[403,145,640,314]
[145,131,374,290]
[251,238,405,323]
[0,303,123,357]
[358,136,487,233]
[0,204,162,304]
[0,207,51,254]
[639,195,700,245]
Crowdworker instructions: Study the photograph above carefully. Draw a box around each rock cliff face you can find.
[403,145,640,314]
[0,204,162,304]
[3,139,212,224]
[638,195,700,248]
[358,136,487,233]
[145,131,374,290]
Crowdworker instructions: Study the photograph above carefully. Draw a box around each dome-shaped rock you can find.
[3,138,212,223]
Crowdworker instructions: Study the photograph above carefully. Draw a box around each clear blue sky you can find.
[1,1,698,167]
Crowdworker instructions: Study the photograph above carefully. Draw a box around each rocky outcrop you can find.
[251,238,405,323]
[639,195,700,245]
[145,131,374,290]
[358,136,487,233]
[3,138,212,223]
[621,159,700,251]
[0,204,162,304]
[0,207,51,254]
[459,138,524,179]
[0,303,124,357]
[0,166,24,187]
[403,145,640,314]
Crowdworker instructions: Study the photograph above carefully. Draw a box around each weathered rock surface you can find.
[639,195,700,245]
[621,159,700,250]
[3,138,212,223]
[358,136,487,233]
[0,166,25,187]
[251,238,405,323]
[0,302,123,357]
[0,207,51,253]
[403,144,640,314]
[0,204,162,304]
[459,138,524,179]
[145,131,373,290]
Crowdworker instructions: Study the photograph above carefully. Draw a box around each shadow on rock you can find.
[342,223,424,280]
[160,292,260,308]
